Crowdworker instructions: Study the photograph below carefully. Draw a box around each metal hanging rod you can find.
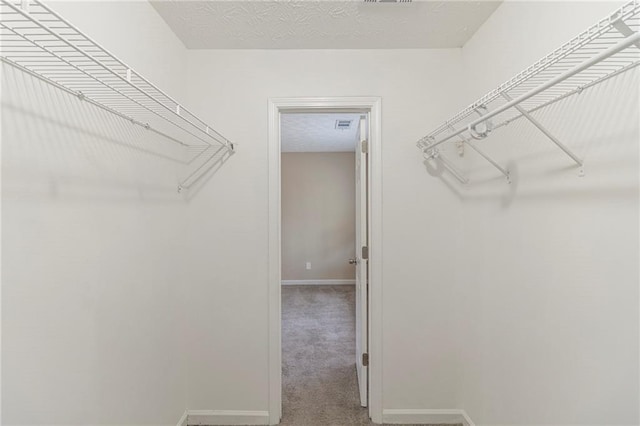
[0,0,235,192]
[417,0,640,183]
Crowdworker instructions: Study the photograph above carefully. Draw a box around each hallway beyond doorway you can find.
[281,285,458,426]
[281,285,366,425]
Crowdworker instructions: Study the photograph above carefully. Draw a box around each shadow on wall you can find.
[420,68,640,206]
[179,145,234,201]
[1,62,230,202]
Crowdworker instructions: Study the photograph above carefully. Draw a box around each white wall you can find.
[2,2,189,425]
[4,2,637,425]
[182,49,465,414]
[179,5,638,423]
[456,2,639,425]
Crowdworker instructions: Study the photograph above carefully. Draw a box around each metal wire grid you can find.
[421,0,640,145]
[0,0,234,159]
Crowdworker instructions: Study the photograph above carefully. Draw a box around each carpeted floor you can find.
[281,285,460,426]
[282,285,367,425]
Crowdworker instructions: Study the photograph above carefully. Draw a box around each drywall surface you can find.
[281,152,356,281]
[2,2,188,425]
[5,2,633,424]
[183,49,465,413]
[457,1,639,424]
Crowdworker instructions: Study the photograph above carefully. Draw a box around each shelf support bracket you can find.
[612,19,640,49]
[423,149,468,184]
[501,92,583,168]
[178,144,228,191]
[460,136,510,183]
[424,32,640,151]
[447,124,510,182]
[438,153,469,184]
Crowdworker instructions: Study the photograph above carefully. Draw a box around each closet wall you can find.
[183,48,466,413]
[2,2,188,425]
[456,1,639,424]
[2,1,637,425]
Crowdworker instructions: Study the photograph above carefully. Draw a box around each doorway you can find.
[267,97,382,425]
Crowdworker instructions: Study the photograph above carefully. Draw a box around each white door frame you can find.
[267,97,383,425]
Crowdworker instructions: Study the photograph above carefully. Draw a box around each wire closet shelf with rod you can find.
[416,0,640,185]
[0,0,235,192]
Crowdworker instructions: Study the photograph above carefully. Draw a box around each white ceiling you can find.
[281,113,362,152]
[150,1,502,49]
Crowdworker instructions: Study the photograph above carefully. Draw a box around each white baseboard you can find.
[281,279,355,286]
[186,410,269,425]
[176,410,188,426]
[382,409,475,426]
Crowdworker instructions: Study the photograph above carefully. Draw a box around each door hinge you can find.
[361,245,369,260]
[362,353,369,367]
[361,140,368,154]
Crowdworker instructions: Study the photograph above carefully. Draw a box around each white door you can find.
[353,115,369,407]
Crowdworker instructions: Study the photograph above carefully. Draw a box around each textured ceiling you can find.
[150,1,502,49]
[281,113,362,152]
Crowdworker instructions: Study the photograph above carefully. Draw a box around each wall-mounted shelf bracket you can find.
[438,152,469,184]
[421,142,469,185]
[416,0,640,185]
[427,32,640,152]
[501,92,583,168]
[444,123,510,183]
[460,134,511,183]
[0,0,235,193]
[177,144,234,192]
[613,16,640,48]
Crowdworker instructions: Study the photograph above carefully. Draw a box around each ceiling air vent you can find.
[335,120,353,130]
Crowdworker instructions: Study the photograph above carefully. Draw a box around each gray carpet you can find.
[282,285,367,425]
[281,285,460,426]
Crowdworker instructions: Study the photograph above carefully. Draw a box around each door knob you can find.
[349,258,358,265]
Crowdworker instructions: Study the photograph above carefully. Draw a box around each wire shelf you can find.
[417,0,640,183]
[0,0,234,191]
